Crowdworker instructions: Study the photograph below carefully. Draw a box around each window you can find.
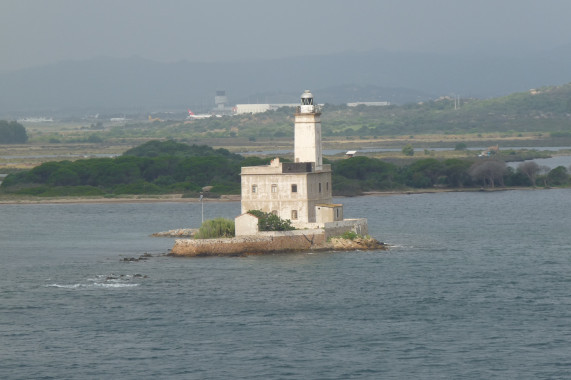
[318,183,322,193]
[251,185,257,193]
[326,182,329,191]
[271,184,278,193]
[291,210,298,220]
[291,184,297,193]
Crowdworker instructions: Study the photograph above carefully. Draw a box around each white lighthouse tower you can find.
[238,89,359,230]
[294,90,323,170]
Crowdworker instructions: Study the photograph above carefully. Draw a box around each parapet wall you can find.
[324,218,368,239]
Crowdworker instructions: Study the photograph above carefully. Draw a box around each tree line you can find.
[0,141,252,197]
[1,140,569,197]
[332,156,569,195]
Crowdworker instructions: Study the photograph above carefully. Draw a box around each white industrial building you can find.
[347,101,390,107]
[234,103,298,115]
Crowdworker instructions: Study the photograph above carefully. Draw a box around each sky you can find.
[2,0,571,71]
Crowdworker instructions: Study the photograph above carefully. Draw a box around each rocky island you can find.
[169,91,387,257]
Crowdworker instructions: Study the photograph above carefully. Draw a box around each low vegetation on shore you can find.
[194,218,235,239]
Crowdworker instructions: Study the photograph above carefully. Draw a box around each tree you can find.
[50,167,80,186]
[403,158,443,187]
[0,121,28,144]
[517,161,540,187]
[442,159,473,187]
[469,160,507,188]
[547,166,569,186]
[454,142,467,151]
[87,134,103,143]
[538,165,551,187]
[402,144,414,156]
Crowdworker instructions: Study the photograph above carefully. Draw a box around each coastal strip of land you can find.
[0,187,549,205]
[0,194,241,205]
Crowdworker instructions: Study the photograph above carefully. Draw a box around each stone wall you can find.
[171,229,326,257]
[323,218,368,239]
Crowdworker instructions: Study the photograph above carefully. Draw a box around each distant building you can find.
[347,101,390,107]
[234,103,297,115]
[205,90,234,116]
[214,90,228,110]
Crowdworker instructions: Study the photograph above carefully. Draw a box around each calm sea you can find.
[1,190,570,379]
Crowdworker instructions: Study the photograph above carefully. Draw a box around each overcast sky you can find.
[1,0,571,71]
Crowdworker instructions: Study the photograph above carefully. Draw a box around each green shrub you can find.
[454,142,467,150]
[194,218,235,239]
[341,230,359,240]
[402,144,414,156]
[328,230,365,242]
[247,210,295,231]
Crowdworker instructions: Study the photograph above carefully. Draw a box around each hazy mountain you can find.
[1,46,571,116]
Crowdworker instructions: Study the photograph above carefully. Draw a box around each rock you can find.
[151,228,198,238]
[328,236,388,251]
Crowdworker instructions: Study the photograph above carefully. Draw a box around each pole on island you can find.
[200,193,204,225]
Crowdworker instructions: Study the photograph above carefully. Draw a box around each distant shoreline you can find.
[0,194,241,205]
[0,187,554,205]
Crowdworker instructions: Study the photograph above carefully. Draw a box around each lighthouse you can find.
[238,90,343,228]
[294,90,323,170]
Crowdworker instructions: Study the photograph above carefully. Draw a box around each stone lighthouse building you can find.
[238,90,344,229]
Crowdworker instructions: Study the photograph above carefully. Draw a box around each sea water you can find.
[1,190,570,379]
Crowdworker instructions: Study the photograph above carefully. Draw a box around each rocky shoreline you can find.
[169,234,388,257]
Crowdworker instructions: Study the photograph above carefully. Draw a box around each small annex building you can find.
[236,90,367,237]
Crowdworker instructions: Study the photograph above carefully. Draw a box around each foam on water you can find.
[46,283,139,289]
[46,273,145,289]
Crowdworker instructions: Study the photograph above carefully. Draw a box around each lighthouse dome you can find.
[300,90,315,113]
[301,90,313,99]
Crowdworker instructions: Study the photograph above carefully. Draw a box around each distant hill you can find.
[1,46,571,116]
[85,84,571,141]
[319,83,571,135]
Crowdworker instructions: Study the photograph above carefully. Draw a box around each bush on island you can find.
[194,218,235,239]
[247,210,295,231]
